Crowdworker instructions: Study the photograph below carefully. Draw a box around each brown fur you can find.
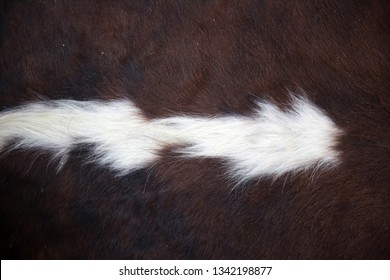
[0,0,389,259]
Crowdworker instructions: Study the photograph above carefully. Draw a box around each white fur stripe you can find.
[0,96,342,182]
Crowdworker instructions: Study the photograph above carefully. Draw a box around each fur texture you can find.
[0,96,342,182]
[0,0,389,259]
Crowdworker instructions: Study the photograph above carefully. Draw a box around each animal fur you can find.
[0,0,389,259]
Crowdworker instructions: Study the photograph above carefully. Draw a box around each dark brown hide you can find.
[0,0,389,259]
